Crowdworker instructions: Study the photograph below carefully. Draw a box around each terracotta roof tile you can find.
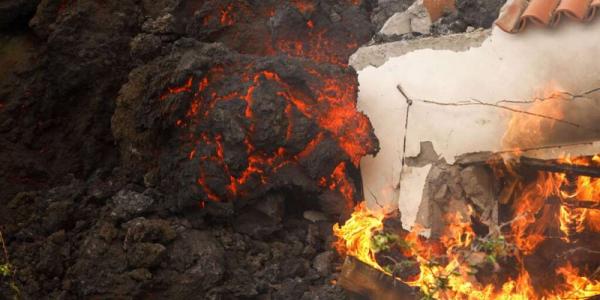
[495,0,600,33]
[556,0,591,21]
[522,0,560,26]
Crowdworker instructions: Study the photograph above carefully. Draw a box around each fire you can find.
[555,263,600,299]
[334,85,600,299]
[509,171,560,253]
[501,83,568,150]
[333,202,384,271]
[557,155,600,237]
[334,202,600,299]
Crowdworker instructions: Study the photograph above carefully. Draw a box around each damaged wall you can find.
[354,22,600,228]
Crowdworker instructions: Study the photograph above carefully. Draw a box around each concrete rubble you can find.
[379,0,433,36]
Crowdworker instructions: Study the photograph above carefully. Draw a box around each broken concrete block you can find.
[379,0,433,37]
[380,12,412,36]
[460,166,494,210]
[408,0,433,34]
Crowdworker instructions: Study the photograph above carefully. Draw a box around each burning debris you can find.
[334,85,600,298]
[334,152,600,299]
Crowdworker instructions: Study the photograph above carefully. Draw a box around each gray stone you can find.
[141,14,176,34]
[280,258,309,279]
[110,190,154,220]
[168,230,225,290]
[127,243,166,268]
[378,0,433,37]
[407,0,432,34]
[379,12,411,36]
[312,251,333,276]
[233,209,281,239]
[460,165,496,222]
[303,210,328,223]
[123,217,176,244]
[350,29,490,71]
[254,193,285,223]
[301,284,347,300]
[128,268,152,281]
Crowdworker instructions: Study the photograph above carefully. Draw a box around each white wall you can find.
[355,22,600,228]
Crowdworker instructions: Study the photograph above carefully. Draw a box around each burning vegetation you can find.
[333,87,600,299]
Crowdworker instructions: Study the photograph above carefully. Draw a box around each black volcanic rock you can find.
[112,41,378,212]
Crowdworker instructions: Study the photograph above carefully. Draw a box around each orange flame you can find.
[334,85,599,299]
[334,202,600,299]
[332,202,384,271]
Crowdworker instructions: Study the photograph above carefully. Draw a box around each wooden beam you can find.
[518,156,600,178]
[338,256,418,300]
[546,197,600,210]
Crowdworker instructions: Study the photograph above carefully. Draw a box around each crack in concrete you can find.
[495,87,600,105]
[396,84,600,132]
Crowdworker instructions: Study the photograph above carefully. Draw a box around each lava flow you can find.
[138,0,381,209]
[188,0,373,66]
[159,57,377,207]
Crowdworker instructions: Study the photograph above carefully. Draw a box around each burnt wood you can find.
[546,197,600,210]
[338,256,418,300]
[518,156,600,178]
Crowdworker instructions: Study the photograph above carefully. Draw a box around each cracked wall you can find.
[354,23,600,229]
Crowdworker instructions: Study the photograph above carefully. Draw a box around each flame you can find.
[501,83,568,150]
[557,155,600,237]
[554,263,600,299]
[503,154,600,250]
[334,201,600,299]
[334,84,599,299]
[501,85,600,247]
[332,202,384,271]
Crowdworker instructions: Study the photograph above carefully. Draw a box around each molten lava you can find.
[159,53,376,206]
[189,0,372,66]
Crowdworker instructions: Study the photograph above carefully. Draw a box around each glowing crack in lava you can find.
[188,0,372,66]
[117,0,380,213]
[333,87,600,299]
[159,58,377,207]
